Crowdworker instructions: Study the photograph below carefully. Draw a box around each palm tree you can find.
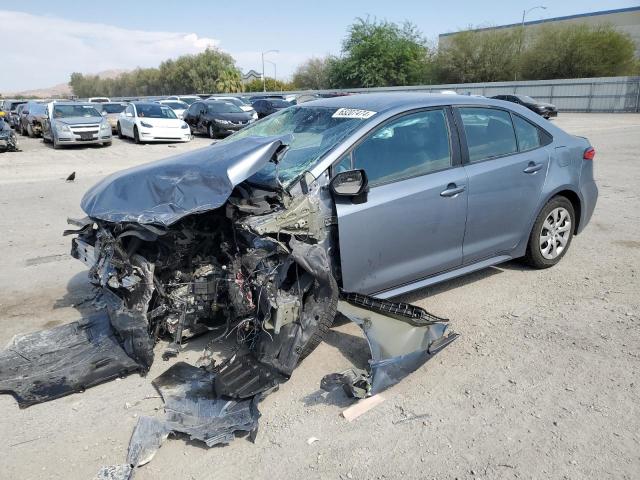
[215,69,243,93]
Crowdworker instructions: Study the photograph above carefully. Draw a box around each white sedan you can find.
[157,99,189,119]
[117,102,191,143]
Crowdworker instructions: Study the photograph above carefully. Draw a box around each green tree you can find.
[435,28,520,83]
[328,17,433,88]
[243,78,293,92]
[215,69,243,93]
[292,57,332,90]
[520,23,636,79]
[69,47,240,97]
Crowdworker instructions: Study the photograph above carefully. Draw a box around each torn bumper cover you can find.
[322,293,459,399]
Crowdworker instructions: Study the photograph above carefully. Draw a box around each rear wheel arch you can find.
[529,188,582,238]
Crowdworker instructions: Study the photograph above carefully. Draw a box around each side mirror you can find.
[330,169,369,203]
[101,111,107,116]
[125,112,133,117]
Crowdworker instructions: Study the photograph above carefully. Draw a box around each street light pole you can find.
[516,5,546,80]
[261,50,279,92]
[265,60,277,90]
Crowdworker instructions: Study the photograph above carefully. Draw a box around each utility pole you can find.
[516,5,546,80]
[261,50,279,92]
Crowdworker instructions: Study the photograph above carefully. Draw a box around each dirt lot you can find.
[0,114,639,480]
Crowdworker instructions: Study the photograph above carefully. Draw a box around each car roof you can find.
[302,92,503,112]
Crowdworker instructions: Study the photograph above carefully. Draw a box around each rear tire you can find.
[103,141,112,147]
[524,196,575,269]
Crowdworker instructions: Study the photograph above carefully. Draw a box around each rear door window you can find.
[352,109,452,185]
[459,108,517,163]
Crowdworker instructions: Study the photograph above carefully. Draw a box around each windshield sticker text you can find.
[332,108,376,119]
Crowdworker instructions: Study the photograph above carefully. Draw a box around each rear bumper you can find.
[578,180,598,234]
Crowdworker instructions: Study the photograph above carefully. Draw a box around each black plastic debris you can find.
[0,311,141,408]
[214,354,286,399]
[152,362,261,447]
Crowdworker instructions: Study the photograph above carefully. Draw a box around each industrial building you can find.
[439,6,640,55]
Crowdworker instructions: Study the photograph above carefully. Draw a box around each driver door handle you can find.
[523,162,543,174]
[440,183,466,197]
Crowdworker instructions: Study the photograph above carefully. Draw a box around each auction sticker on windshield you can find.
[331,108,376,119]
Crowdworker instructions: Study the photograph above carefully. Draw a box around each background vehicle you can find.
[251,98,291,118]
[41,102,112,149]
[210,96,258,120]
[117,102,191,143]
[4,100,27,129]
[492,94,558,119]
[0,115,18,152]
[13,103,29,135]
[19,101,47,137]
[95,102,128,132]
[88,97,111,103]
[157,99,189,119]
[1,99,27,123]
[183,100,253,138]
[166,95,201,105]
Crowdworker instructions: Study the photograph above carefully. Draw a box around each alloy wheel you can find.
[539,207,571,260]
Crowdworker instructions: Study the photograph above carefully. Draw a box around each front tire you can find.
[524,196,575,269]
[27,124,34,138]
[133,126,141,144]
[207,124,216,139]
[117,123,124,139]
[52,135,60,150]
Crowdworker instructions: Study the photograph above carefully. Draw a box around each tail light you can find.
[583,147,595,160]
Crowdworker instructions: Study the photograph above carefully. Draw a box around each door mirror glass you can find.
[330,169,368,198]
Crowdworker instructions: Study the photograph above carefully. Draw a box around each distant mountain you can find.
[3,69,129,98]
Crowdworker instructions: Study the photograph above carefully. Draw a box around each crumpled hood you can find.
[81,135,290,227]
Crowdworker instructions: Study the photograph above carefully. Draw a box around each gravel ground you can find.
[0,114,638,480]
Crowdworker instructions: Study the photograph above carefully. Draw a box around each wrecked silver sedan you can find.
[2,95,467,472]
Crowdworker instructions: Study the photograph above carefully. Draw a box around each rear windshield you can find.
[161,101,188,110]
[269,99,291,108]
[29,104,46,115]
[206,102,243,114]
[101,103,127,114]
[53,105,101,118]
[135,104,177,119]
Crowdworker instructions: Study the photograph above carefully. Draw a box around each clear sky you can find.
[2,0,637,92]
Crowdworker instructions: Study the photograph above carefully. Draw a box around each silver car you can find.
[42,102,112,148]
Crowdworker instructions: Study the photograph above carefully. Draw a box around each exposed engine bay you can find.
[68,182,338,380]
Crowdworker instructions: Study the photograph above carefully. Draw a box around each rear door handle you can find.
[440,183,466,197]
[523,162,543,174]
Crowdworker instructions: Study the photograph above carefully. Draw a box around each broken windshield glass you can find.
[222,106,374,188]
